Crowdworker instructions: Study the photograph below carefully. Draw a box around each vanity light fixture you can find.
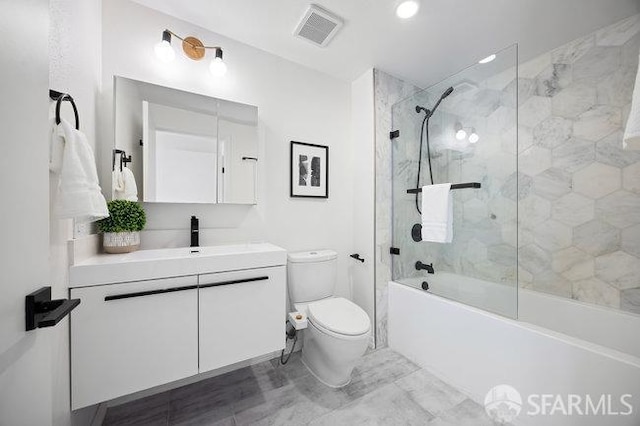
[396,0,420,19]
[455,122,467,140]
[154,30,175,63]
[468,128,479,144]
[154,29,227,77]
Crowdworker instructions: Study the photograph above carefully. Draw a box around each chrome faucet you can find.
[190,216,199,248]
[415,261,434,274]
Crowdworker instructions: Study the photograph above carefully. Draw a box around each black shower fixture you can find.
[413,86,455,214]
[415,86,454,119]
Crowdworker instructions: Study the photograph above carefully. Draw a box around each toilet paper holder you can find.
[288,311,308,330]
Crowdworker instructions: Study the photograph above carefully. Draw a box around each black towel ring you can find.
[50,90,79,130]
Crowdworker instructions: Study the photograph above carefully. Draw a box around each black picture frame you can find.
[290,141,329,198]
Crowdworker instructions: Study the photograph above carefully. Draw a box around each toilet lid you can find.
[308,298,370,336]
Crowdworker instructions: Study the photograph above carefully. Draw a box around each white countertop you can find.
[70,243,287,288]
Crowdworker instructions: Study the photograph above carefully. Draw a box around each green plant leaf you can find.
[97,200,147,233]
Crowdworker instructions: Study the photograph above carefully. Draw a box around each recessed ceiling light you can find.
[478,54,496,64]
[396,0,420,19]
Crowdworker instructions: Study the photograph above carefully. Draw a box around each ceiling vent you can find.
[294,5,344,47]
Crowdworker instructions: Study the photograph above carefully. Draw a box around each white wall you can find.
[49,0,102,424]
[0,1,54,425]
[350,69,376,344]
[100,0,354,297]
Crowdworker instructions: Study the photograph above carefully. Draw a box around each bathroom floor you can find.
[102,348,494,426]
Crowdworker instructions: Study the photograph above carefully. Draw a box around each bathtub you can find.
[388,275,640,426]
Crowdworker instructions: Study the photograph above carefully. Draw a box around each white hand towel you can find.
[121,167,138,201]
[421,183,453,243]
[624,49,640,150]
[112,169,124,197]
[52,119,109,223]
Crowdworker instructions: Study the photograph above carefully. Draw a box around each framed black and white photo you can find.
[290,141,329,198]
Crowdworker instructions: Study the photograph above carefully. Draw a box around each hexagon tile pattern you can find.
[386,14,640,318]
[517,17,640,314]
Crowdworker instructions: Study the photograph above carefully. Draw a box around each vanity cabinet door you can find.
[198,266,286,372]
[70,276,198,409]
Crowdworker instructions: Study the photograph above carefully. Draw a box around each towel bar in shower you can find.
[406,182,481,194]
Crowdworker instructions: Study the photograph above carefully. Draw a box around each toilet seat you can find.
[308,297,370,337]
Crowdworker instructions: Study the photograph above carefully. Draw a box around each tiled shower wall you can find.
[375,13,640,345]
[374,70,421,347]
[516,14,640,313]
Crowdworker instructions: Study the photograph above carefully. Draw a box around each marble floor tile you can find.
[428,398,496,426]
[103,349,492,426]
[171,414,236,426]
[269,352,310,382]
[395,369,467,416]
[233,383,333,426]
[103,391,170,426]
[341,347,421,400]
[168,361,287,425]
[309,383,434,426]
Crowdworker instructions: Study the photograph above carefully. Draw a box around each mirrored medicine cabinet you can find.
[113,76,258,205]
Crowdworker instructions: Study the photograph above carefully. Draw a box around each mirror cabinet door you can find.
[217,100,258,204]
[142,102,218,203]
[113,76,259,205]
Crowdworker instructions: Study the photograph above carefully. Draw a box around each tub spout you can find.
[415,261,434,274]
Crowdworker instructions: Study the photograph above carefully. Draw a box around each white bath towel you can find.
[113,167,138,201]
[421,183,453,243]
[51,119,109,223]
[624,49,640,150]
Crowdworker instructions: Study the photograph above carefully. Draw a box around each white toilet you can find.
[287,250,371,387]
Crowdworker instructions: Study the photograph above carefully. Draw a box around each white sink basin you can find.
[70,243,287,287]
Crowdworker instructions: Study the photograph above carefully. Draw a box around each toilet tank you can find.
[287,250,337,303]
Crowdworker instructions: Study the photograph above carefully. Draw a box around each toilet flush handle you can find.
[350,253,365,263]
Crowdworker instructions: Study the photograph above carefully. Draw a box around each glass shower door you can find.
[391,44,518,318]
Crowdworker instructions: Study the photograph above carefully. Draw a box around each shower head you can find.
[441,86,454,99]
[415,87,454,116]
[416,86,455,117]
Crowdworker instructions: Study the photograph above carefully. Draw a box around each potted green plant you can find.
[97,200,146,253]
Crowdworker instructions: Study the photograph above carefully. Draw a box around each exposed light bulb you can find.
[155,31,175,63]
[455,122,466,140]
[396,0,420,19]
[479,54,496,64]
[209,57,227,77]
[469,129,479,144]
[154,40,175,62]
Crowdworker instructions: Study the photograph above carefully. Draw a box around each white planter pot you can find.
[103,232,140,254]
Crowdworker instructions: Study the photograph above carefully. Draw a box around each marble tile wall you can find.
[517,14,640,313]
[384,42,520,319]
[373,70,421,347]
[375,13,640,341]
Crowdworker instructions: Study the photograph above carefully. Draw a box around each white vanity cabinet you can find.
[199,266,286,372]
[69,243,287,410]
[70,276,199,409]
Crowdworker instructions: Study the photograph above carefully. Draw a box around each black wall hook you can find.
[112,149,132,171]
